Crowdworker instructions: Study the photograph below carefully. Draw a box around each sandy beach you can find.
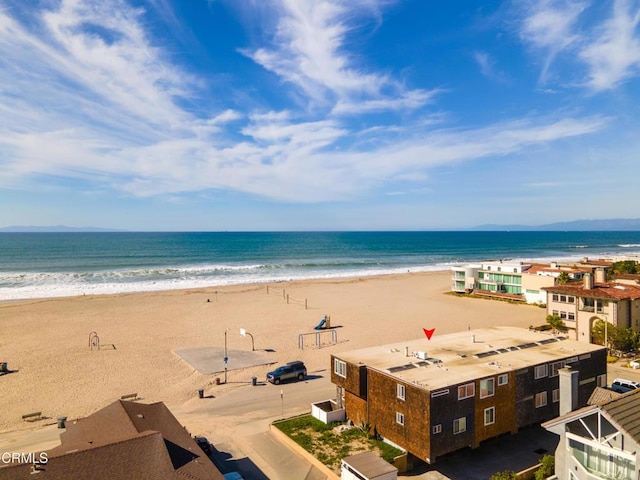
[0,271,547,433]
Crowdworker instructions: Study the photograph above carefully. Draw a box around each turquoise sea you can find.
[0,231,639,301]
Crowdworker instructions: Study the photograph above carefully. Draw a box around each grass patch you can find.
[274,415,404,474]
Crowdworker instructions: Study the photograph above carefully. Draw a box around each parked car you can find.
[611,378,640,393]
[266,361,307,384]
[194,435,212,456]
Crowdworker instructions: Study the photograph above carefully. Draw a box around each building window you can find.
[552,294,559,302]
[535,365,548,379]
[568,296,575,303]
[568,312,575,321]
[480,378,495,398]
[552,389,560,403]
[535,391,548,408]
[498,374,508,386]
[397,384,406,401]
[431,389,449,398]
[458,383,475,400]
[553,309,559,316]
[560,295,567,302]
[560,311,567,319]
[334,359,346,378]
[432,424,442,434]
[453,417,466,434]
[550,361,565,377]
[396,412,405,426]
[597,374,607,387]
[484,407,495,426]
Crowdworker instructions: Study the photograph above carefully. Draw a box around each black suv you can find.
[266,361,307,384]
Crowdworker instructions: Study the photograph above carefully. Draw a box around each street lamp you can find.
[280,389,284,418]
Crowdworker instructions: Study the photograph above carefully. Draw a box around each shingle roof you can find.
[587,387,622,405]
[543,282,640,300]
[600,388,640,445]
[0,401,224,480]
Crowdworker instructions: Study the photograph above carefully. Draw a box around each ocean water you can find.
[0,231,639,301]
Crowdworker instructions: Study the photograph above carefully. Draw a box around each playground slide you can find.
[314,318,327,330]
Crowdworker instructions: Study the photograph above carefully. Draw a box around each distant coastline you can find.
[1,217,640,233]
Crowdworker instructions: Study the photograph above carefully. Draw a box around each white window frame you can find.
[397,383,406,401]
[432,424,442,434]
[480,377,495,398]
[535,364,548,379]
[334,359,346,378]
[535,391,548,408]
[550,361,565,377]
[498,373,508,386]
[552,389,560,403]
[597,374,607,387]
[458,383,475,400]
[431,389,449,398]
[484,407,495,426]
[453,417,466,434]
[396,412,405,426]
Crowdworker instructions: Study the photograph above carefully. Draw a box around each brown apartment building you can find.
[331,326,607,465]
[543,271,640,343]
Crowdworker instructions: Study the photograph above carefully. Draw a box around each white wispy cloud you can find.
[0,1,611,206]
[579,0,640,91]
[473,51,509,83]
[518,0,640,91]
[518,0,587,83]
[242,0,435,114]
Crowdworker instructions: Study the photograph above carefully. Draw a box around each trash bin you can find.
[251,376,257,386]
[57,416,67,429]
[197,389,204,399]
[215,377,221,385]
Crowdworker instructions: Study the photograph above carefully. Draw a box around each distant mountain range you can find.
[0,225,124,232]
[471,218,640,231]
[1,218,639,232]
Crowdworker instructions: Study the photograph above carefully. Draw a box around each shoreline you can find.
[1,270,548,433]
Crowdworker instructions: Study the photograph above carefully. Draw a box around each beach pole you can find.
[286,294,289,304]
[305,298,308,309]
[224,329,228,384]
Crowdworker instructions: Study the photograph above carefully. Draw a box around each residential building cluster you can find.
[330,326,607,467]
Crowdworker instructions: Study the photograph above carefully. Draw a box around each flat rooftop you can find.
[336,326,605,391]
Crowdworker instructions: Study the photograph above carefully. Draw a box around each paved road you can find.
[3,361,640,479]
[171,371,336,480]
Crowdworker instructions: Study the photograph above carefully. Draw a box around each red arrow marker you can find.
[423,328,435,340]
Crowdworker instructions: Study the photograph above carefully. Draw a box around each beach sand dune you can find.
[0,272,546,432]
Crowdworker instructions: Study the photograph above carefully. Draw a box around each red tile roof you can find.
[543,282,640,300]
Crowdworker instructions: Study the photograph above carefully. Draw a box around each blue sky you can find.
[0,0,639,231]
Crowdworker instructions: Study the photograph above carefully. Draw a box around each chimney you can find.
[595,268,605,284]
[559,366,579,415]
[583,272,594,290]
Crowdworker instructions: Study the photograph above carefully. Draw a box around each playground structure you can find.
[89,331,100,351]
[88,331,116,350]
[298,329,338,350]
[314,314,331,330]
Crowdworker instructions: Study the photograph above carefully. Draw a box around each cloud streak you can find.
[0,0,612,207]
